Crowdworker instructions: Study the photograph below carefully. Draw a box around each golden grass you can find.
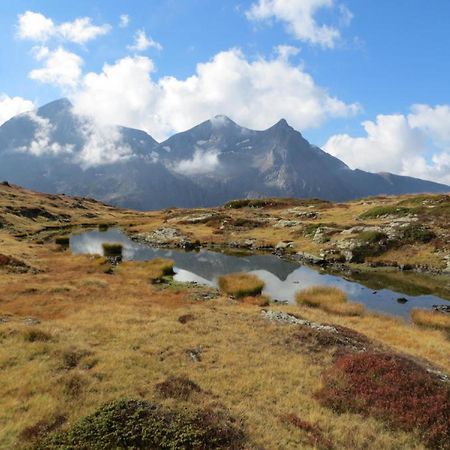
[322,302,365,316]
[296,286,364,316]
[411,308,450,331]
[218,272,265,298]
[0,184,448,449]
[117,258,175,282]
[296,285,347,307]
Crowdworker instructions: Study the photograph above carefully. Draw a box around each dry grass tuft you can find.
[218,273,265,298]
[296,286,364,316]
[118,258,174,282]
[411,308,450,331]
[155,375,202,401]
[22,328,52,343]
[322,302,365,316]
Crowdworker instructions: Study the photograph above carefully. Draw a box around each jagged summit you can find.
[0,98,448,210]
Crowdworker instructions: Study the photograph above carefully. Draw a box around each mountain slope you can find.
[0,99,448,209]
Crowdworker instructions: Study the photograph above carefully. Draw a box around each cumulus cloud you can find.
[324,105,450,184]
[0,94,34,126]
[29,46,83,88]
[77,120,132,168]
[246,0,351,48]
[71,48,359,141]
[128,29,162,52]
[119,14,130,28]
[17,10,110,44]
[17,111,74,156]
[172,149,220,175]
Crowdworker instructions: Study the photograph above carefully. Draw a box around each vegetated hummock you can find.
[218,272,265,298]
[296,286,365,316]
[102,242,123,257]
[0,182,449,449]
[411,308,450,331]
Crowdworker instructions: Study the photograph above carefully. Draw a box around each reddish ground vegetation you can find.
[281,414,333,449]
[0,253,30,272]
[155,375,202,400]
[316,352,450,449]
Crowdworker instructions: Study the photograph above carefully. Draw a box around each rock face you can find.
[0,99,448,210]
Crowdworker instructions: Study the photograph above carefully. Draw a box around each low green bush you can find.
[359,206,411,219]
[35,399,245,449]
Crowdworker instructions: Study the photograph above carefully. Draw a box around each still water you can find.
[70,228,448,319]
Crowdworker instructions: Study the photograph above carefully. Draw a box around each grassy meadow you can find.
[0,183,449,449]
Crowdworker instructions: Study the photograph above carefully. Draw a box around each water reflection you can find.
[70,228,448,319]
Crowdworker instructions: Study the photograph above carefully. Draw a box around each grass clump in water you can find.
[296,286,364,316]
[411,309,450,331]
[102,243,123,257]
[118,258,175,282]
[218,273,265,298]
[35,399,245,450]
[54,236,70,247]
[97,223,110,232]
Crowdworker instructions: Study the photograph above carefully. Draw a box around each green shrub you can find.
[35,399,245,449]
[400,224,435,243]
[102,243,123,257]
[358,231,388,244]
[359,206,411,219]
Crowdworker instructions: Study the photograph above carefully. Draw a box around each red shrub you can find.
[281,414,333,449]
[316,352,450,449]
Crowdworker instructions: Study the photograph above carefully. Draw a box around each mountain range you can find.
[0,98,448,210]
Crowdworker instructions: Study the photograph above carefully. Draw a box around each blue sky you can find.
[0,0,449,183]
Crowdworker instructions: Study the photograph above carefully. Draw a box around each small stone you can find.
[396,297,408,304]
[24,318,41,325]
[433,304,450,314]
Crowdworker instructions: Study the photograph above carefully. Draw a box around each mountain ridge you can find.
[0,98,448,210]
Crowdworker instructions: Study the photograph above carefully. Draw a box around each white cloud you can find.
[17,111,74,156]
[324,105,450,184]
[128,29,162,52]
[57,17,110,45]
[246,0,351,48]
[29,46,83,88]
[172,149,220,175]
[17,10,110,44]
[0,95,35,126]
[17,11,54,41]
[119,14,130,28]
[77,119,132,168]
[71,49,359,141]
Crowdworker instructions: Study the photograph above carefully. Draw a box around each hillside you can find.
[0,184,449,449]
[0,99,448,210]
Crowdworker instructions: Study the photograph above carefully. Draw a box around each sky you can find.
[0,0,449,184]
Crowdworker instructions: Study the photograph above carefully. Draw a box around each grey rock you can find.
[24,318,41,325]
